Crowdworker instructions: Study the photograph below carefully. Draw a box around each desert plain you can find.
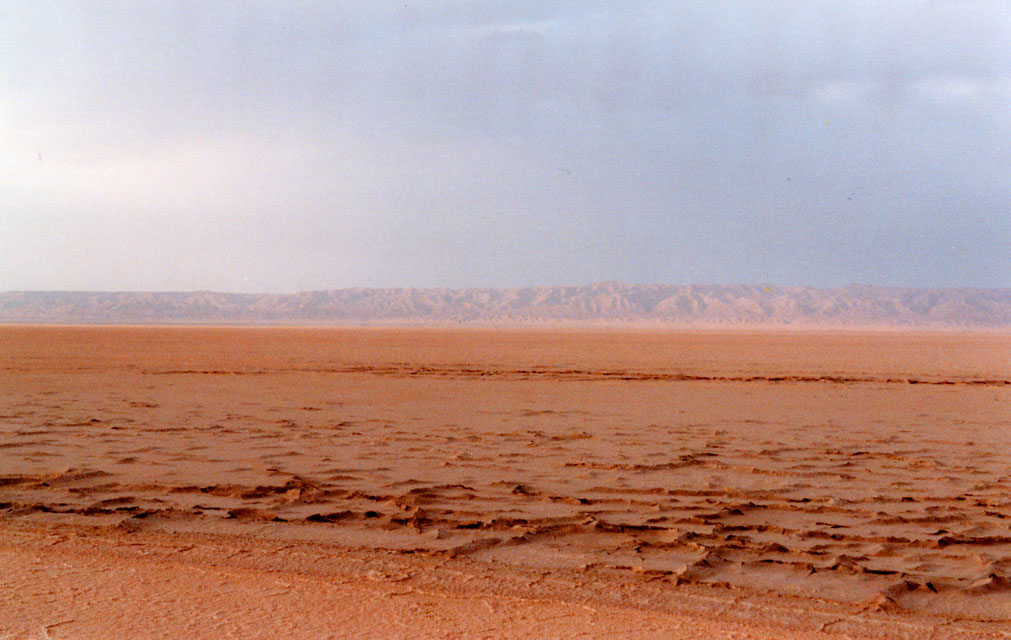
[1,325,1010,639]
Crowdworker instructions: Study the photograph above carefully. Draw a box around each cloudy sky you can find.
[2,1,1009,292]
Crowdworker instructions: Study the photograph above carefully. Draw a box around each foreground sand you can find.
[1,326,1010,638]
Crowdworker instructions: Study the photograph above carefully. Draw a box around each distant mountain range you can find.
[2,284,1010,327]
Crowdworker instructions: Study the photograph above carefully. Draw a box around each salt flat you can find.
[1,326,1010,638]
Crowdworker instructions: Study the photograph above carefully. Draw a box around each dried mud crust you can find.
[3,520,1008,639]
[3,414,1011,625]
[3,327,1011,636]
[139,363,1011,386]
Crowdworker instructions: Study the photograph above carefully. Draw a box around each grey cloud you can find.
[2,1,1009,291]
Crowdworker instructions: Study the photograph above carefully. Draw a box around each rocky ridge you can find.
[2,283,1009,326]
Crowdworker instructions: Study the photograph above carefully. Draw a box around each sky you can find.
[2,1,1010,292]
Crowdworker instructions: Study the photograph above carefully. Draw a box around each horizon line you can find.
[5,282,1011,296]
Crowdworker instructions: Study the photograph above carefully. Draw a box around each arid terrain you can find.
[1,326,1010,638]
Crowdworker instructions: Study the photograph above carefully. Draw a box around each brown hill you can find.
[1,283,1009,326]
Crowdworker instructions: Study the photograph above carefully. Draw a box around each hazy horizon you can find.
[4,2,1010,293]
[5,280,1011,295]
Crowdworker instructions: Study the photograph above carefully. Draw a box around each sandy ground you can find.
[1,326,1010,638]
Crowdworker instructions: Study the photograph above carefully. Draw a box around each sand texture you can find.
[2,326,1010,638]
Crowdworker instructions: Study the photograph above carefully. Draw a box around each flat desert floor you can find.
[1,326,1010,639]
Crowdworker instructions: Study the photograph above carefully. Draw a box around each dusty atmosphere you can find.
[2,326,1010,638]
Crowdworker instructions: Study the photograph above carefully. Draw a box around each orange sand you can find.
[1,326,1010,638]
